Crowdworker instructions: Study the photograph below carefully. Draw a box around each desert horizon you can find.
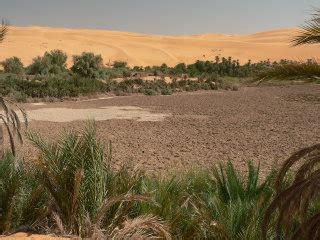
[1,26,319,67]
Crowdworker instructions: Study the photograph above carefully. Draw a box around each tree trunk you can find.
[0,126,3,159]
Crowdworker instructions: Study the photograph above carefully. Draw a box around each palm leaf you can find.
[0,98,28,157]
[257,62,320,81]
[0,20,8,43]
[292,8,320,46]
[262,144,320,239]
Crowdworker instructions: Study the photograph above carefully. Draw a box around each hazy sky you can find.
[0,0,318,35]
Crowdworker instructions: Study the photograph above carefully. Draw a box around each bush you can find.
[10,90,28,102]
[161,88,173,95]
[0,73,108,99]
[27,49,67,75]
[113,61,128,68]
[144,88,158,96]
[71,52,104,78]
[1,57,24,74]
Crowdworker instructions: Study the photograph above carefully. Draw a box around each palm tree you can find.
[0,21,28,158]
[259,8,320,81]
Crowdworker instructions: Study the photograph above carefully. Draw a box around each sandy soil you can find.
[1,27,320,67]
[5,84,317,176]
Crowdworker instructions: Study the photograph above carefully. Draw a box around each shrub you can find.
[172,63,187,74]
[0,74,108,99]
[1,57,24,74]
[144,88,158,96]
[71,52,104,78]
[46,49,68,73]
[27,49,67,75]
[113,61,128,68]
[161,88,173,95]
[10,90,28,102]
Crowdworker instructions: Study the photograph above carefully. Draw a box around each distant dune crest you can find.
[1,26,319,67]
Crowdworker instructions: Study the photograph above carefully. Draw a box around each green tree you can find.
[175,63,187,73]
[71,52,104,78]
[1,57,24,74]
[28,49,67,75]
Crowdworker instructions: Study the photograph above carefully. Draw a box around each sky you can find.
[0,0,318,35]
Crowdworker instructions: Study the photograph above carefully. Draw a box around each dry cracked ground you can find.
[8,84,320,176]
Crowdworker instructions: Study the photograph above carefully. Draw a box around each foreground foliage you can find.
[263,144,320,239]
[0,123,274,238]
[0,123,319,239]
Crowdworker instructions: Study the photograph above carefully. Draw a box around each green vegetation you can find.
[292,8,320,46]
[259,8,320,81]
[262,144,320,239]
[1,48,319,102]
[258,60,320,82]
[71,52,104,78]
[260,9,320,239]
[0,122,318,239]
[27,50,68,75]
[0,71,241,102]
[0,98,27,157]
[0,6,318,239]
[1,57,25,75]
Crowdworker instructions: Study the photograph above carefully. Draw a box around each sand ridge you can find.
[0,26,319,67]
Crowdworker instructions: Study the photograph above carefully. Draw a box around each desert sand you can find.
[0,26,320,67]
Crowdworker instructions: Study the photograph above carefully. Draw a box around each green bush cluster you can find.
[0,73,108,101]
[27,49,68,75]
[4,50,300,101]
[71,52,105,78]
[1,57,24,75]
[0,123,281,239]
[0,71,241,102]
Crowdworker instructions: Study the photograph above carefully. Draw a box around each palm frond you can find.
[292,8,320,46]
[0,97,28,157]
[94,194,150,225]
[110,215,172,240]
[0,20,8,43]
[262,144,320,239]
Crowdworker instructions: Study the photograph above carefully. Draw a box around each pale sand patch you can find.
[31,102,46,106]
[24,106,168,122]
[79,96,114,102]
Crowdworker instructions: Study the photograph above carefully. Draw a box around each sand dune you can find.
[0,26,319,67]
